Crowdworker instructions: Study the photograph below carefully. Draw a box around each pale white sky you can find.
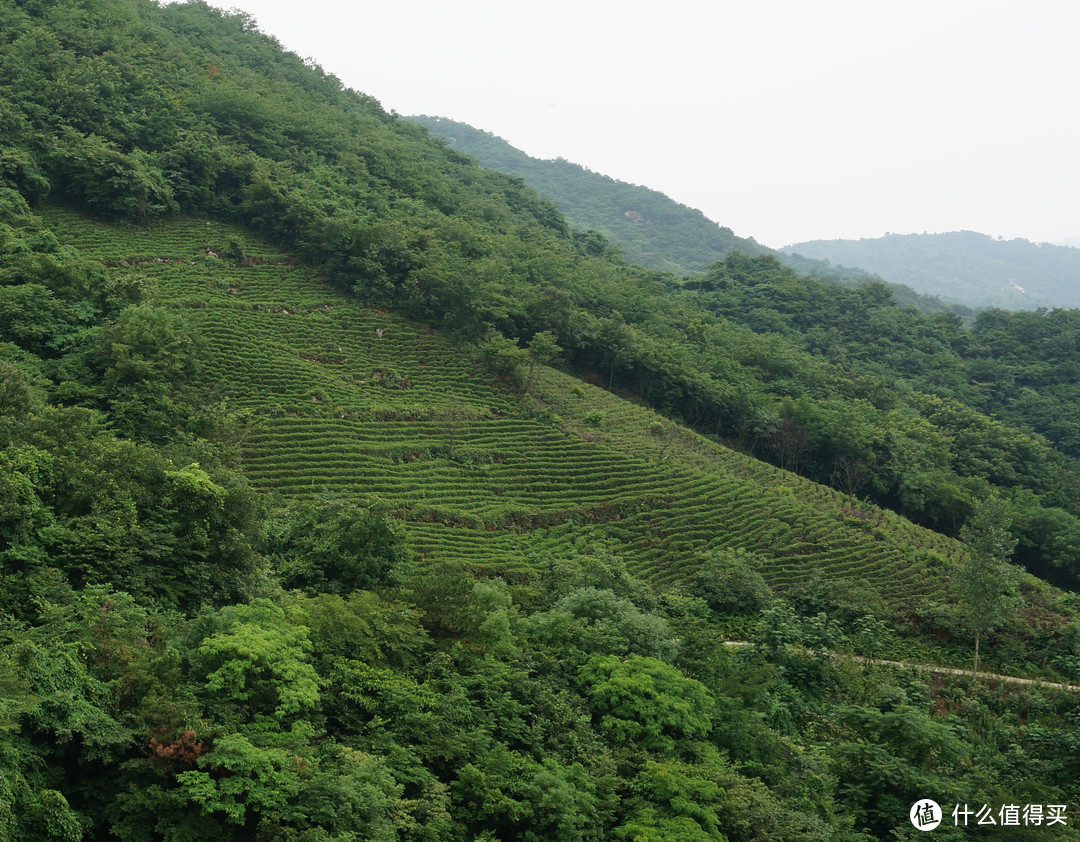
[209,0,1079,249]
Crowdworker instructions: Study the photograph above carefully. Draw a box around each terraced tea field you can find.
[49,208,967,603]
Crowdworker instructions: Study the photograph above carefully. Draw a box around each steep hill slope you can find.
[5,3,1080,838]
[4,0,1080,586]
[50,207,968,605]
[4,195,1078,842]
[784,231,1080,310]
[408,115,769,276]
[410,115,971,317]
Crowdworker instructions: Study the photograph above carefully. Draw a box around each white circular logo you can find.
[910,800,942,830]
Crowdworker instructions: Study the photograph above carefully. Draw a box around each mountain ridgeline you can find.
[783,230,1080,310]
[409,114,974,317]
[407,115,770,276]
[3,0,1080,839]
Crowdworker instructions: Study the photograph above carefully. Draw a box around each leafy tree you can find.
[9,634,133,832]
[852,614,892,666]
[0,442,54,576]
[479,331,528,386]
[49,127,176,221]
[0,283,72,356]
[756,602,802,651]
[598,312,634,389]
[435,402,474,456]
[528,587,676,665]
[577,655,712,752]
[452,746,605,841]
[169,735,302,834]
[193,598,319,732]
[693,548,773,616]
[525,329,562,391]
[301,590,430,670]
[762,399,816,474]
[954,496,1021,679]
[265,501,408,595]
[831,705,965,838]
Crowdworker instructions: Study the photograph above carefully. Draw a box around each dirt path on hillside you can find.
[723,641,1080,691]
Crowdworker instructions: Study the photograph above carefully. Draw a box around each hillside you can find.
[410,115,973,317]
[49,207,968,602]
[3,1,1080,838]
[14,201,1071,842]
[0,0,1077,685]
[407,115,769,276]
[783,230,1080,310]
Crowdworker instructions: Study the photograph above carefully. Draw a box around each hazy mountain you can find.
[408,114,769,276]
[410,115,973,317]
[783,231,1080,309]
[3,1,1080,837]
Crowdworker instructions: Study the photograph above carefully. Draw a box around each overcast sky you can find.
[209,0,1078,249]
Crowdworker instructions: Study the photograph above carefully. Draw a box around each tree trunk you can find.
[972,630,980,681]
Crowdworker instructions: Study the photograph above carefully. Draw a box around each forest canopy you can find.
[2,0,1080,839]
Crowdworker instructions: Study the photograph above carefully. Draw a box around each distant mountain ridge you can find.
[408,115,771,276]
[5,2,1080,835]
[783,231,1080,310]
[410,115,971,316]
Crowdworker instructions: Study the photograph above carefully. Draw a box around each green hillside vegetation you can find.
[8,178,1080,842]
[44,207,971,605]
[783,230,1080,310]
[410,115,973,318]
[7,0,1070,575]
[3,0,1080,838]
[407,115,768,277]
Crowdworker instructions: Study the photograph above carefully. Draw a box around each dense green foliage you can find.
[2,0,1080,838]
[407,115,768,277]
[0,183,1074,842]
[680,255,1080,588]
[8,0,1075,585]
[409,115,968,317]
[784,230,1080,310]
